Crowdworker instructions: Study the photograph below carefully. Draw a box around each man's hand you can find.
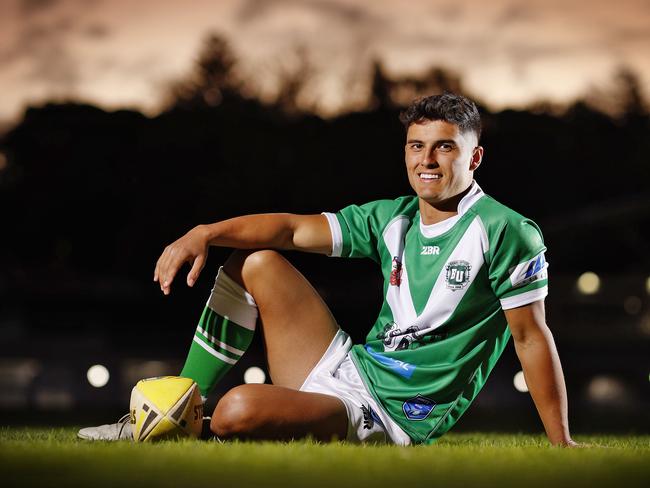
[154,225,209,295]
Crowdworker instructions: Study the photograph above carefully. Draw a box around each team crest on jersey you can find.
[403,394,436,421]
[389,256,403,286]
[445,260,471,290]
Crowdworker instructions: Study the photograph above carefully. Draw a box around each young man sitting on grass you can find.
[79,93,579,447]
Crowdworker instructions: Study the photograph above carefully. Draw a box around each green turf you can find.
[1,428,648,488]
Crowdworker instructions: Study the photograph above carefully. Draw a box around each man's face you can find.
[404,119,483,205]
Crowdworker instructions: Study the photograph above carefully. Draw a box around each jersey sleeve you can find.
[487,218,549,310]
[322,200,395,262]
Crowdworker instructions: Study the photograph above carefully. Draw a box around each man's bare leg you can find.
[213,385,347,441]
[210,249,348,441]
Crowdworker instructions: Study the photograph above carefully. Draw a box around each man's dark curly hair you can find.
[399,93,481,140]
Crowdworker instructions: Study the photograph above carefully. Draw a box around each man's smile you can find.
[418,172,442,182]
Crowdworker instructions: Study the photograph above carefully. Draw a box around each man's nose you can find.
[421,149,437,166]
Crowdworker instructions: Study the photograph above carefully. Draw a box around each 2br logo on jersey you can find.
[445,260,471,290]
[420,245,440,255]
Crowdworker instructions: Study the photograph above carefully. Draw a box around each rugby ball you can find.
[129,376,203,442]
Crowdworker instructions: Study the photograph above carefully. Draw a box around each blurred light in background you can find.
[34,390,74,409]
[577,272,600,295]
[0,359,41,408]
[0,151,7,171]
[244,366,266,384]
[513,371,528,393]
[646,277,650,295]
[87,364,110,388]
[587,375,627,405]
[623,296,642,315]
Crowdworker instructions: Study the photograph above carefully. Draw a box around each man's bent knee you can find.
[210,386,260,438]
[223,249,285,290]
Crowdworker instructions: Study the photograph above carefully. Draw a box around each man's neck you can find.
[419,183,474,225]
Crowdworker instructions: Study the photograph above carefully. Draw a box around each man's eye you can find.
[410,144,423,151]
[438,143,453,151]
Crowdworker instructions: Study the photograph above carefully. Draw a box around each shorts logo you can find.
[445,260,471,290]
[402,394,436,421]
[390,257,403,286]
[361,404,384,430]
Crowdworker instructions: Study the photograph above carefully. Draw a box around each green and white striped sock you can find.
[180,267,258,399]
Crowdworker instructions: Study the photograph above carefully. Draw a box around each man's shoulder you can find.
[347,195,419,219]
[471,193,545,250]
[471,193,537,227]
[366,194,418,209]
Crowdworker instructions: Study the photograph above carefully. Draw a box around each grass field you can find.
[1,428,648,488]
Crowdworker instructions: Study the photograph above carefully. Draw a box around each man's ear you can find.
[470,146,483,171]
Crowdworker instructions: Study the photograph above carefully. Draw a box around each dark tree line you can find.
[1,34,648,319]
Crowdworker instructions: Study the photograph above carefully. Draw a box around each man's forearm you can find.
[202,214,296,250]
[154,213,332,295]
[201,213,331,255]
[513,329,572,445]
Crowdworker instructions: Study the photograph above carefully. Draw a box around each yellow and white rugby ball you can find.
[129,376,203,442]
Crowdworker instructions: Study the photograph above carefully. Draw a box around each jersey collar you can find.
[419,180,484,239]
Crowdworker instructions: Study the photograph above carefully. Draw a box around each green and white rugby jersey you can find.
[322,181,548,445]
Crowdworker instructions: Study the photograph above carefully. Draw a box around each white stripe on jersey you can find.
[414,217,489,332]
[500,286,548,310]
[383,216,417,327]
[322,212,344,257]
[382,216,489,350]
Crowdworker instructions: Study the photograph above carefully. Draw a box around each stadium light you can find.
[87,364,110,388]
[577,272,600,295]
[244,366,266,384]
[587,375,625,404]
[513,371,528,393]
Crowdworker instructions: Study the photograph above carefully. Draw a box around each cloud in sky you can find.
[0,0,648,121]
[237,0,373,25]
[1,3,87,101]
